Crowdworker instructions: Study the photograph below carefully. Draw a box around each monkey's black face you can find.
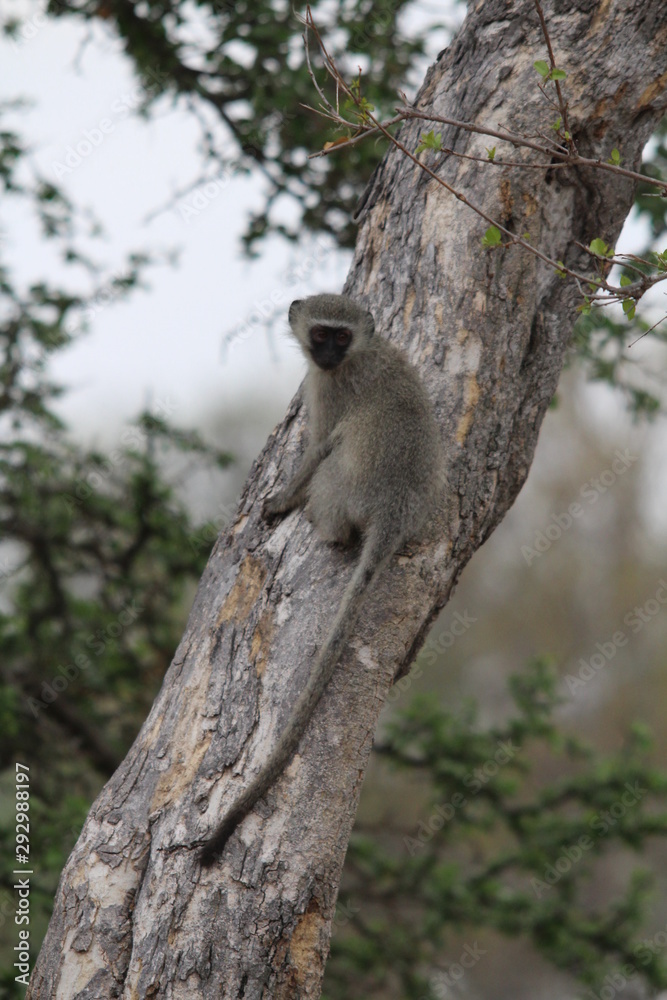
[308,324,352,371]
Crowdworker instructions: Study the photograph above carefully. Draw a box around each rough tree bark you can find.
[28,1,667,997]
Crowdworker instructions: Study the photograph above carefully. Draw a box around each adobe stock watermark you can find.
[330,898,361,936]
[564,579,667,697]
[177,111,297,225]
[65,265,150,337]
[177,172,233,224]
[521,449,637,565]
[418,941,488,998]
[9,1,67,50]
[60,397,177,513]
[51,67,167,179]
[530,780,647,897]
[25,600,143,717]
[221,235,336,357]
[222,289,286,358]
[348,1,396,52]
[283,235,337,288]
[387,610,477,705]
[583,921,667,1000]
[188,499,238,556]
[404,739,521,856]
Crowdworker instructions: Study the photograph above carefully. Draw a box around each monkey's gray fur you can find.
[199,293,443,864]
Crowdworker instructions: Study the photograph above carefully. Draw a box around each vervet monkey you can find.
[199,293,443,864]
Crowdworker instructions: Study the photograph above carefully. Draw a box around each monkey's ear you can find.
[288,299,303,325]
[364,309,375,337]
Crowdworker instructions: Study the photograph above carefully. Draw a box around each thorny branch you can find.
[300,3,667,335]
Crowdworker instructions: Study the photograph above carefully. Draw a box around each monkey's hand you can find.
[262,440,335,524]
[262,492,297,522]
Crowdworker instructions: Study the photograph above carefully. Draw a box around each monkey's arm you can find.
[262,437,335,518]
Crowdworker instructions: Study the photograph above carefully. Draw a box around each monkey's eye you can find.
[310,325,329,344]
[336,329,351,347]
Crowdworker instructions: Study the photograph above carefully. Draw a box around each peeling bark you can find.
[28,1,667,997]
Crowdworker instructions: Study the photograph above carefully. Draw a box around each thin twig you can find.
[533,0,575,152]
[303,113,405,154]
[437,150,572,170]
[303,24,338,118]
[394,107,564,156]
[397,109,667,193]
[315,99,666,195]
[628,312,667,347]
[572,243,647,279]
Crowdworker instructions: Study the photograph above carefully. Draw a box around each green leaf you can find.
[555,260,567,278]
[608,147,622,165]
[620,274,632,287]
[589,238,612,257]
[578,297,592,314]
[534,60,550,78]
[415,129,442,155]
[482,225,502,248]
[622,299,636,319]
[652,250,667,271]
[486,146,496,162]
[551,67,567,80]
[550,117,562,132]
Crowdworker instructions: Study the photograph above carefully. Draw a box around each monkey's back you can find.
[306,339,442,543]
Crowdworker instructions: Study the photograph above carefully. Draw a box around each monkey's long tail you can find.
[198,525,399,865]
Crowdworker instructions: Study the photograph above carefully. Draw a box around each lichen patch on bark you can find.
[151,673,213,805]
[274,901,328,999]
[456,374,481,446]
[216,555,267,627]
[250,606,275,677]
[638,69,667,109]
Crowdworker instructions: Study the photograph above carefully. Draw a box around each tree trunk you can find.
[28,1,667,997]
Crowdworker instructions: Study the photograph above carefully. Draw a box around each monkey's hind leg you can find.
[305,485,359,547]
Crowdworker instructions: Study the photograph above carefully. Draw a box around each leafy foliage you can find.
[325,662,667,1000]
[568,116,667,414]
